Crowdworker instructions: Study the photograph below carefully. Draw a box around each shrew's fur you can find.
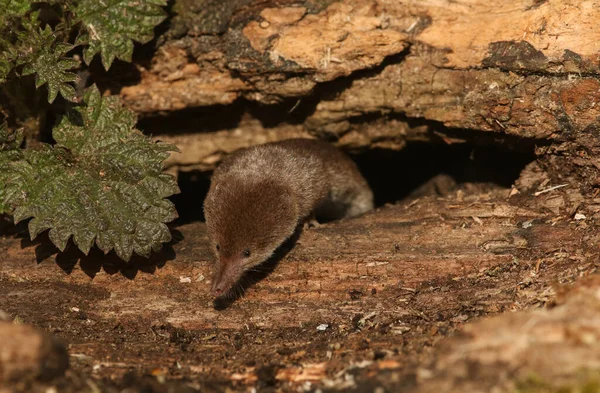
[203,139,374,297]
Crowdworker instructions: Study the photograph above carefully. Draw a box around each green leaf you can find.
[0,123,24,215]
[17,25,79,103]
[0,0,32,82]
[75,0,167,70]
[3,86,180,259]
[0,57,10,83]
[0,0,31,19]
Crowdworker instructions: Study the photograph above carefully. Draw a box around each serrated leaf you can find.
[75,0,167,70]
[0,192,7,215]
[12,204,33,223]
[0,122,23,151]
[2,86,179,260]
[0,0,31,29]
[0,0,32,73]
[0,123,24,215]
[53,85,137,152]
[28,217,51,239]
[0,57,10,83]
[17,26,79,103]
[0,0,31,17]
[48,226,71,252]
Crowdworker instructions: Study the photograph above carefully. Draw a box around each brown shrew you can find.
[203,138,374,298]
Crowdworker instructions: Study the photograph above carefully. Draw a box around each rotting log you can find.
[414,276,600,393]
[1,189,598,391]
[111,0,600,194]
[0,321,68,384]
[4,0,600,391]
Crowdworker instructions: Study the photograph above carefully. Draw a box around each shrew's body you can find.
[203,138,374,297]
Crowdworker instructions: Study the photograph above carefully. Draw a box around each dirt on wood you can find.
[1,177,599,392]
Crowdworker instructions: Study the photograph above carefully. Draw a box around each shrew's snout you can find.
[210,260,242,298]
[210,281,227,297]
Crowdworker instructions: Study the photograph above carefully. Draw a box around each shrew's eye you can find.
[242,249,251,258]
[216,244,220,252]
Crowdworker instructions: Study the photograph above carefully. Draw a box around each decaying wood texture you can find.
[0,321,68,384]
[416,276,600,393]
[113,0,600,191]
[4,0,600,392]
[1,187,599,392]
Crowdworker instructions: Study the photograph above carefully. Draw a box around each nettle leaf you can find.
[0,57,10,83]
[4,86,180,260]
[18,25,79,103]
[0,123,24,215]
[0,0,32,82]
[0,0,31,19]
[75,0,167,70]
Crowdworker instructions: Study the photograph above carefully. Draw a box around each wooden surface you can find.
[106,0,600,180]
[1,188,597,391]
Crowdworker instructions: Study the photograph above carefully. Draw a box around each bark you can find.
[113,0,600,193]
[1,188,599,391]
[416,276,600,393]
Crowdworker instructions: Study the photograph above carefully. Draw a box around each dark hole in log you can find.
[171,141,536,224]
[353,141,536,207]
[171,171,212,225]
